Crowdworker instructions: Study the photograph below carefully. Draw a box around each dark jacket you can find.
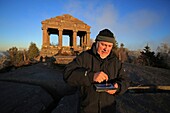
[63,43,130,113]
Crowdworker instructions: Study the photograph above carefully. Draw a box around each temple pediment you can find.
[42,14,90,30]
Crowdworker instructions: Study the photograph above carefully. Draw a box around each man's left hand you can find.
[105,83,118,94]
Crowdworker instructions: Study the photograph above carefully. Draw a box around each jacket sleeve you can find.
[115,62,130,95]
[63,52,94,87]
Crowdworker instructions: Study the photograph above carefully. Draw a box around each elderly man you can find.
[63,29,130,113]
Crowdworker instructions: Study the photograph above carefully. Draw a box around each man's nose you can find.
[104,45,108,49]
[103,49,106,52]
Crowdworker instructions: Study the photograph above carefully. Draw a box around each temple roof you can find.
[41,14,91,29]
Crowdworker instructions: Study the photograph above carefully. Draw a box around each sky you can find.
[0,0,170,52]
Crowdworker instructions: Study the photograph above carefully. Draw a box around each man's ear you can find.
[96,41,99,50]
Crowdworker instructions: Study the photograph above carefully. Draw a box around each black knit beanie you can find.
[95,29,115,43]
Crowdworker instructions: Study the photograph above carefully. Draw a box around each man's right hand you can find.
[93,71,108,83]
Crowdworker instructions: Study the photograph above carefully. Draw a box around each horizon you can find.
[0,0,170,52]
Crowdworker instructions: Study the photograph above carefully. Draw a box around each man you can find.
[117,43,128,63]
[63,29,130,113]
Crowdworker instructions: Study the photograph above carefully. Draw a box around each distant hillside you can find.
[0,51,9,58]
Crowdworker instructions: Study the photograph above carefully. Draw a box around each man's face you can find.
[97,41,113,59]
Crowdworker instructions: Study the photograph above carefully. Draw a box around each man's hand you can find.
[105,83,118,95]
[93,71,108,83]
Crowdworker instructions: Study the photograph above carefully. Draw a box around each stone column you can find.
[73,30,77,49]
[47,31,50,45]
[84,35,87,47]
[86,31,91,47]
[58,29,63,47]
[42,27,50,46]
[42,28,46,46]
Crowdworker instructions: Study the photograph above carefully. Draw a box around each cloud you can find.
[117,9,161,38]
[65,1,118,38]
[92,4,118,31]
[130,10,159,27]
[65,1,161,37]
[63,1,165,50]
[64,0,82,15]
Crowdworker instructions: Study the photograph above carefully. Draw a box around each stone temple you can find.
[40,14,91,59]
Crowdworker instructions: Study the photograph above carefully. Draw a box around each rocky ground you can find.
[0,62,170,113]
